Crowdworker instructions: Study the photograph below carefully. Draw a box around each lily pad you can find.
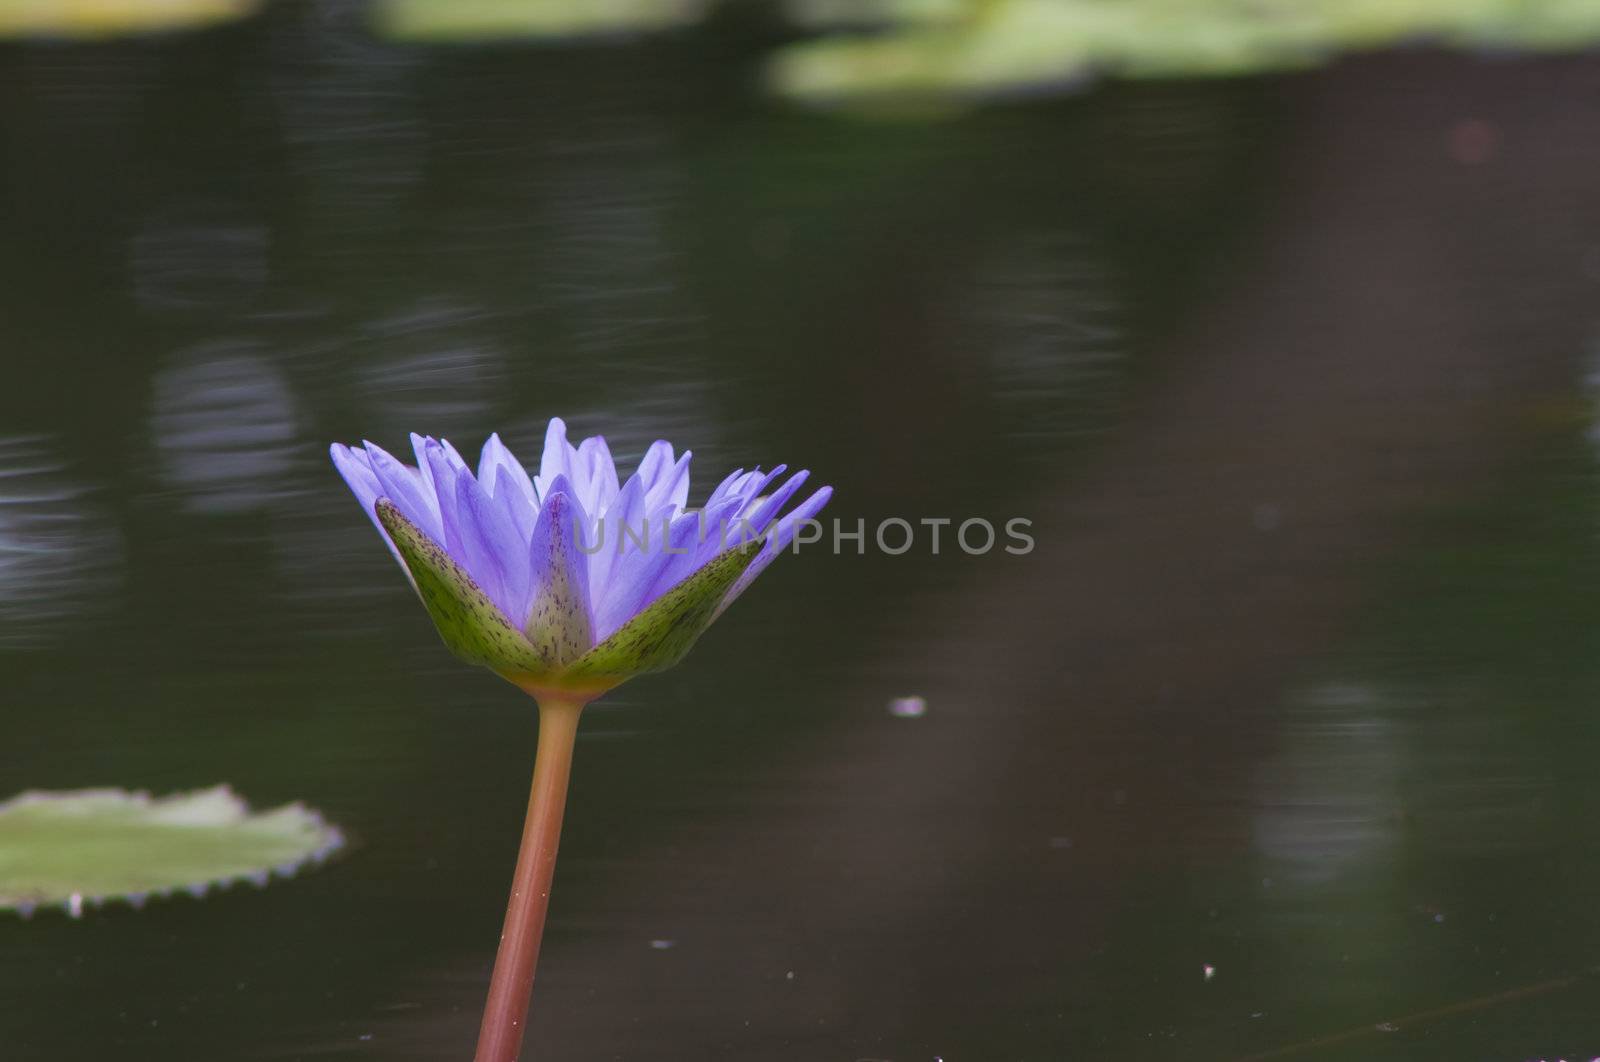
[0,785,344,917]
[0,0,261,39]
[373,0,707,41]
[770,0,1600,109]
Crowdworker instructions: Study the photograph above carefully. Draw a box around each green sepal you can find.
[376,500,553,676]
[565,541,759,682]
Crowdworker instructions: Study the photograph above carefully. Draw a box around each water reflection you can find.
[265,1,425,228]
[953,232,1126,452]
[353,299,507,438]
[0,435,123,649]
[130,206,270,315]
[1252,683,1402,885]
[534,123,699,362]
[149,340,301,514]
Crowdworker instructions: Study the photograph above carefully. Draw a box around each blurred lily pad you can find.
[0,785,343,917]
[373,0,708,41]
[770,0,1600,109]
[0,0,260,38]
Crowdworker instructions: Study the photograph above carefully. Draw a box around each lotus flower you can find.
[330,418,830,699]
[329,418,830,1062]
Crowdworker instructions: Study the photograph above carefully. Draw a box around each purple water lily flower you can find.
[331,417,829,1062]
[330,418,831,697]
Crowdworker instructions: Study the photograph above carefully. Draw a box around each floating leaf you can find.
[0,785,344,917]
[770,0,1600,109]
[373,0,707,41]
[0,0,261,38]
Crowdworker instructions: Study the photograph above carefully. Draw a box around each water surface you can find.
[3,14,1600,1061]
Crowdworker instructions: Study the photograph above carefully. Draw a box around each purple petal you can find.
[704,466,746,507]
[737,469,810,540]
[363,440,442,540]
[644,451,692,515]
[686,492,759,569]
[438,437,472,476]
[574,435,620,516]
[524,484,596,665]
[534,417,577,501]
[454,472,531,623]
[330,443,409,575]
[421,443,470,571]
[635,440,675,493]
[715,484,832,618]
[593,508,701,641]
[478,433,536,502]
[410,433,440,509]
[587,472,647,607]
[477,432,538,538]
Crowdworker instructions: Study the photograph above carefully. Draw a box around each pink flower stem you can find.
[473,696,585,1062]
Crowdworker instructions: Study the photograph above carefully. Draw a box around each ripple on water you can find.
[0,435,124,649]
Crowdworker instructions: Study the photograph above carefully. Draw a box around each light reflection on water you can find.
[0,435,123,649]
[352,299,508,438]
[130,207,271,315]
[1252,683,1402,885]
[264,1,426,225]
[954,231,1126,452]
[149,341,302,514]
[533,123,699,361]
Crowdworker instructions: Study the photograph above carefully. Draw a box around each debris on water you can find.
[785,970,795,980]
[1203,964,1216,982]
[1375,1021,1399,1033]
[649,939,676,950]
[888,695,927,718]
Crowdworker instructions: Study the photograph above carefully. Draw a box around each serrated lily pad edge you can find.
[0,784,346,920]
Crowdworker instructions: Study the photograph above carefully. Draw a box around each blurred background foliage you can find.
[0,0,258,37]
[9,0,1600,111]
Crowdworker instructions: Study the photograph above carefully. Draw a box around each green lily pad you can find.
[0,0,261,38]
[0,785,344,917]
[770,0,1600,109]
[567,542,759,682]
[373,0,707,41]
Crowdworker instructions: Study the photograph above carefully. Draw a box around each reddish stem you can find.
[474,697,584,1062]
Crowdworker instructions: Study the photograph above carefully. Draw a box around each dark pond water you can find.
[5,9,1600,1061]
